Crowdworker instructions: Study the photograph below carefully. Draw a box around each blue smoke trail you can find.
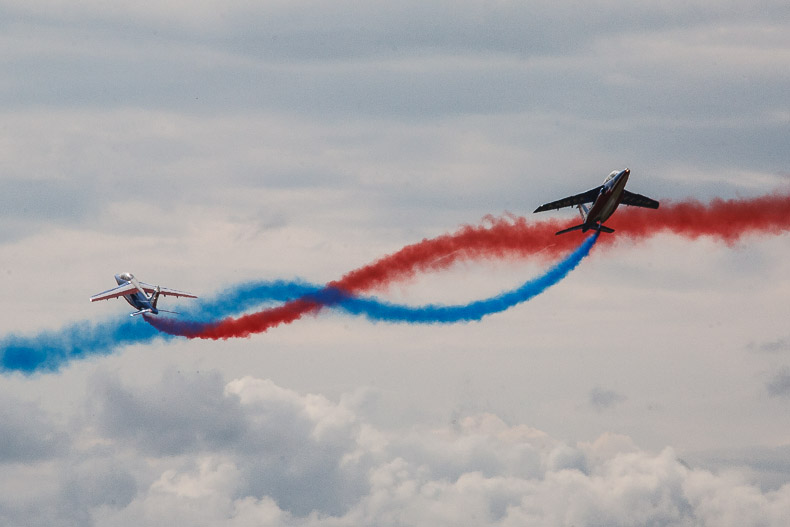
[325,232,598,322]
[0,318,167,374]
[0,281,320,374]
[0,234,596,374]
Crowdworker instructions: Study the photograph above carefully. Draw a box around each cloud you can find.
[6,1,789,60]
[2,0,788,242]
[0,393,68,463]
[90,369,247,456]
[0,178,99,243]
[753,337,790,354]
[684,444,790,492]
[589,386,627,411]
[60,458,138,512]
[766,369,790,398]
[88,372,368,516]
[3,0,789,127]
[222,376,368,516]
[18,373,772,525]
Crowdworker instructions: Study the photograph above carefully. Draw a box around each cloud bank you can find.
[3,372,788,526]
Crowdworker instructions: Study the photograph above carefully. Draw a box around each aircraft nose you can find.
[624,168,630,176]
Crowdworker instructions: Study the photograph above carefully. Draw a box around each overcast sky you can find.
[1,1,789,525]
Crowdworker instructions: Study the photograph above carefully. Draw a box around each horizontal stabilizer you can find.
[555,223,615,235]
[555,224,586,235]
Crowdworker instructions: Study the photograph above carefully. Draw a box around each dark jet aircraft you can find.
[90,273,197,316]
[534,168,659,235]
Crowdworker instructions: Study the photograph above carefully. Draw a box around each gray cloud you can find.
[589,386,627,411]
[685,444,790,491]
[0,393,67,463]
[223,377,368,516]
[754,337,790,354]
[0,178,99,243]
[7,1,788,60]
[0,179,92,222]
[3,367,790,526]
[766,369,790,398]
[90,370,247,456]
[0,0,786,245]
[59,458,138,522]
[89,372,367,516]
[78,375,790,525]
[2,1,788,126]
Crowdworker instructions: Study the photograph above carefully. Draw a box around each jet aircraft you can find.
[90,273,197,316]
[534,168,659,235]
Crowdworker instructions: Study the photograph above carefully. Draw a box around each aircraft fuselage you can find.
[533,167,658,235]
[91,273,196,317]
[585,168,630,227]
[114,273,158,314]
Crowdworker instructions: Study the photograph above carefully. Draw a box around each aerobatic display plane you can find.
[534,168,659,235]
[90,273,197,316]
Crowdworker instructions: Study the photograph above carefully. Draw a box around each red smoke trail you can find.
[194,298,319,340]
[151,192,790,340]
[606,192,790,244]
[160,217,577,339]
[329,215,578,292]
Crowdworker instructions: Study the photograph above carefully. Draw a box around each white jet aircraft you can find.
[534,168,659,235]
[90,273,197,316]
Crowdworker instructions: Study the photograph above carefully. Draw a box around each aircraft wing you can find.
[533,186,602,213]
[620,190,659,209]
[90,283,139,302]
[138,282,198,299]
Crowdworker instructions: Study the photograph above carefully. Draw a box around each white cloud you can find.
[92,375,790,525]
[7,372,789,526]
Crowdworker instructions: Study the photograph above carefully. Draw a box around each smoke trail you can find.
[0,318,168,374]
[334,232,598,323]
[3,191,789,372]
[148,216,584,339]
[0,280,323,373]
[150,232,598,337]
[603,191,790,245]
[2,236,594,373]
[173,191,790,340]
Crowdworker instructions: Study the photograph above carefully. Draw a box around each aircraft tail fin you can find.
[151,286,161,310]
[577,203,589,221]
[598,225,615,233]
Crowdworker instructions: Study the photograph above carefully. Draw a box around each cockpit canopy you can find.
[119,272,135,281]
[604,170,619,184]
